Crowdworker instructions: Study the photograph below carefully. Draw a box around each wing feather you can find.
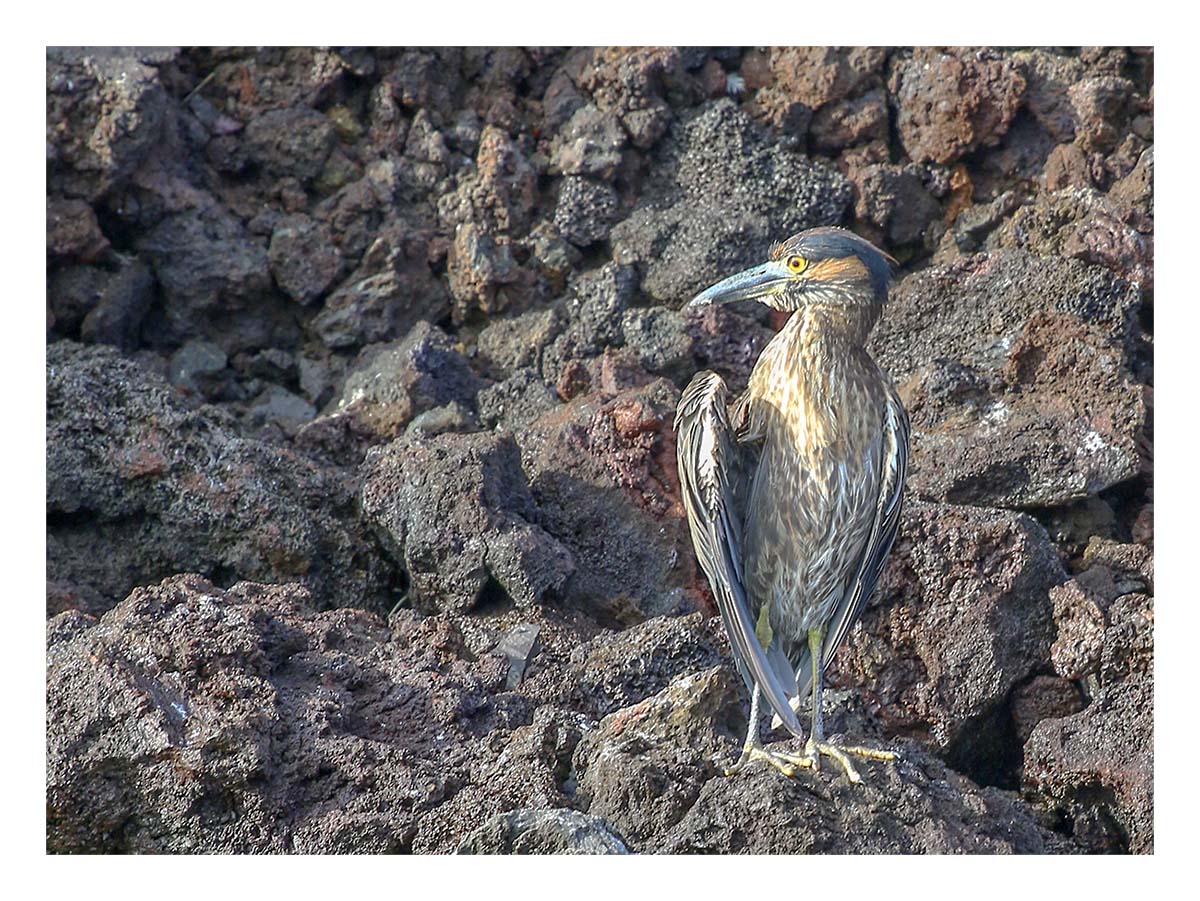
[675,371,804,736]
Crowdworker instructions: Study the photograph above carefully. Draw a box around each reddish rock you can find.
[888,48,1026,165]
[520,379,703,625]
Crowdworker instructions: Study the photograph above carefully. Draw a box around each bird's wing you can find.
[792,383,909,705]
[675,371,804,736]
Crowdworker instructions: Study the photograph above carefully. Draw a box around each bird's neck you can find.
[747,307,874,432]
[770,306,869,377]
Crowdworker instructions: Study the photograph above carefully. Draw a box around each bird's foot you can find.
[724,744,815,778]
[799,738,900,784]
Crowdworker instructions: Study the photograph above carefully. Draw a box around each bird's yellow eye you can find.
[786,255,808,274]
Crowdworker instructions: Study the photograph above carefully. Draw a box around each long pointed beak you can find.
[687,261,792,307]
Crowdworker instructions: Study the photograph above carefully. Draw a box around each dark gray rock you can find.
[540,263,638,387]
[871,251,1145,508]
[549,104,627,180]
[79,258,155,351]
[46,575,484,853]
[1025,679,1152,853]
[657,735,1069,853]
[554,177,619,247]
[135,207,273,348]
[316,320,485,449]
[168,338,227,392]
[475,306,564,380]
[47,196,109,262]
[46,342,392,612]
[610,100,851,304]
[477,371,561,433]
[456,809,629,855]
[359,431,575,613]
[573,666,743,847]
[47,48,168,200]
[48,265,108,335]
[246,385,317,436]
[312,220,450,350]
[620,305,694,380]
[518,379,706,626]
[243,106,337,182]
[268,214,343,304]
[406,401,481,438]
[835,500,1066,783]
[850,162,941,247]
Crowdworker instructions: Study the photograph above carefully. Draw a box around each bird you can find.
[674,226,908,782]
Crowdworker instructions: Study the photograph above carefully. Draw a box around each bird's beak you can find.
[687,260,792,307]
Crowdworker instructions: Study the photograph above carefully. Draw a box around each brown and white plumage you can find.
[675,227,908,775]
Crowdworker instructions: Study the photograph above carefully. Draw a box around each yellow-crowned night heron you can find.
[675,227,908,782]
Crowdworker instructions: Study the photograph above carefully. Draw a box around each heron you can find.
[675,227,908,782]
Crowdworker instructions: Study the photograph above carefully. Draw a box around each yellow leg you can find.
[724,641,900,783]
[795,625,900,784]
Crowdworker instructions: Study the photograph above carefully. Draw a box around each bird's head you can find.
[687,227,896,338]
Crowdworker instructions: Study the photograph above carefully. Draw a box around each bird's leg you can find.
[725,684,806,778]
[799,625,899,783]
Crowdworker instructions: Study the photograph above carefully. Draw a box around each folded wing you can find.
[675,371,804,736]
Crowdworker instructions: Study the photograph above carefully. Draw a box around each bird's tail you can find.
[770,645,813,732]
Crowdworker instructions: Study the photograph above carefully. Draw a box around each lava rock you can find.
[1049,566,1153,689]
[610,100,851,304]
[850,161,941,247]
[268,214,342,305]
[134,207,273,348]
[243,106,337,182]
[46,342,392,613]
[309,320,485,452]
[47,48,168,200]
[446,222,520,320]
[987,187,1153,298]
[312,220,451,350]
[475,305,565,380]
[168,338,228,392]
[79,258,155,351]
[438,125,537,235]
[48,265,108,336]
[619,305,694,379]
[476,371,561,433]
[246,384,317,436]
[47,196,109,262]
[554,176,619,247]
[549,104,627,180]
[656,735,1069,853]
[834,500,1066,779]
[871,251,1145,508]
[887,47,1027,165]
[518,378,704,625]
[456,809,629,855]
[572,666,744,847]
[1024,679,1152,853]
[47,575,489,853]
[359,431,575,613]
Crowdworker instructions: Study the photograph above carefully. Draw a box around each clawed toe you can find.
[728,740,899,783]
[803,739,900,783]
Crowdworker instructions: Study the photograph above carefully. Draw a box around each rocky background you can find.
[46,46,1153,854]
